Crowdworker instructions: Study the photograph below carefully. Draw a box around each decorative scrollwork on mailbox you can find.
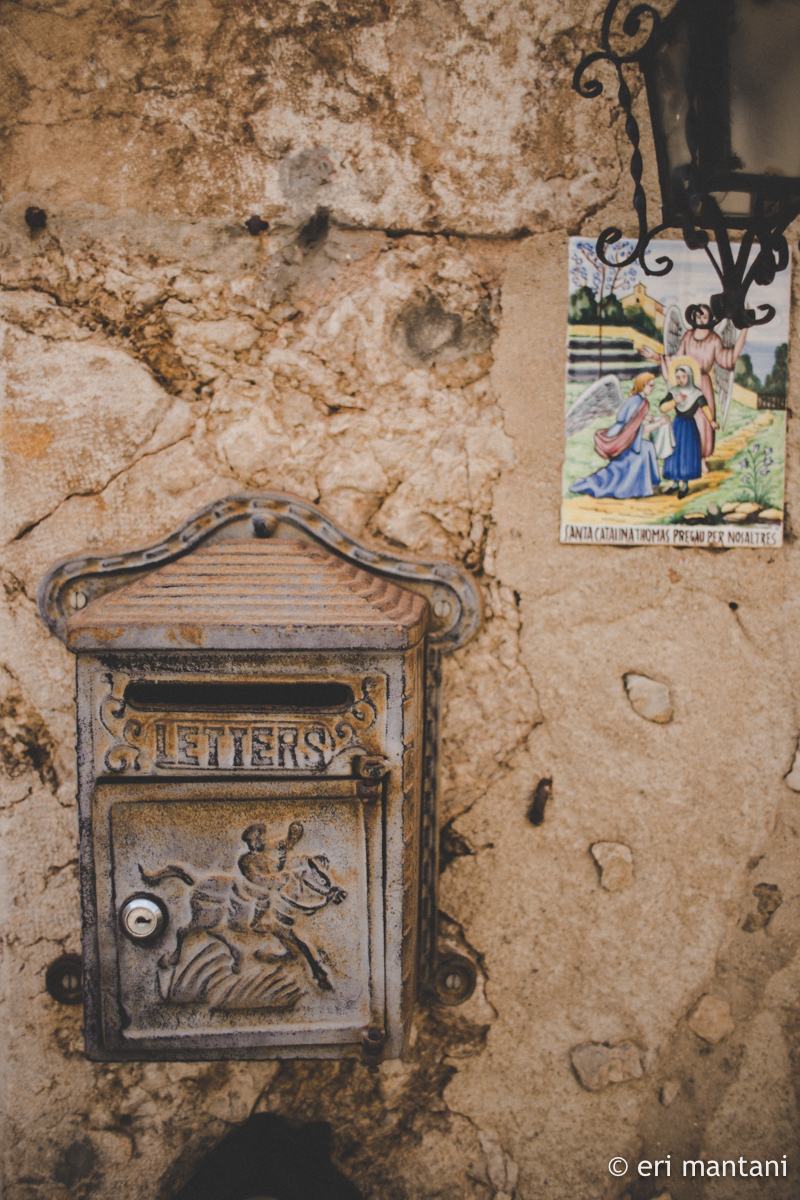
[96,673,385,777]
[99,673,144,774]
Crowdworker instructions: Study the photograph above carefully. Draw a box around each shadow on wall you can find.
[172,1113,362,1200]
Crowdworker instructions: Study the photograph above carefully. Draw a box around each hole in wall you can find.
[172,1113,362,1200]
[245,215,269,235]
[527,778,552,826]
[24,205,47,232]
[296,207,330,250]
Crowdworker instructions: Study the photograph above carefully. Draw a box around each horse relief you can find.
[137,821,347,1010]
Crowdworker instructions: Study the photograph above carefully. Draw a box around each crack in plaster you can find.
[8,429,196,547]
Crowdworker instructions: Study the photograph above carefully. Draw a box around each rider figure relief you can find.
[139,820,347,1010]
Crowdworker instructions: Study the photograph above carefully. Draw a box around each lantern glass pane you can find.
[649,21,694,205]
[710,190,752,219]
[729,0,800,180]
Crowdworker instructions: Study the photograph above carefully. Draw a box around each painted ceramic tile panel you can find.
[561,239,790,547]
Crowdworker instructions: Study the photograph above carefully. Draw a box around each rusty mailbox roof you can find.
[65,539,429,652]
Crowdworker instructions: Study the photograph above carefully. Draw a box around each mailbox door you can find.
[91,779,384,1059]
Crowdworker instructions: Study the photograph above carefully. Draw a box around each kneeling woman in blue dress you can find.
[660,361,719,499]
[571,371,660,500]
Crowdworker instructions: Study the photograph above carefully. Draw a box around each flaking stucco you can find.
[2,2,800,1199]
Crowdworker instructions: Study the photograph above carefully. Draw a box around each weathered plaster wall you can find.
[1,2,799,1199]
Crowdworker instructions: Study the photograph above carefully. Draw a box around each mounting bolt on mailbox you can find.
[45,954,84,1006]
[37,492,481,1062]
[360,1025,386,1069]
[434,955,477,1007]
[356,755,390,780]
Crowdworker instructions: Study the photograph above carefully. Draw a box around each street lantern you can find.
[574,0,800,328]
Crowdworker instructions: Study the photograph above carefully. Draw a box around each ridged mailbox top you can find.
[66,538,429,652]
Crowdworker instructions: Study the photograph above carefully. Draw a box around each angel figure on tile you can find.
[639,302,746,470]
[567,371,662,500]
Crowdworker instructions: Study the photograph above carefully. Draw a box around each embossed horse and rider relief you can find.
[138,820,347,1010]
[111,797,371,1036]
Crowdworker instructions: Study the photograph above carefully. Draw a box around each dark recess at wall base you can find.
[172,1113,362,1200]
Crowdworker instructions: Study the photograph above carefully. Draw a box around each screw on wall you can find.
[45,954,83,1005]
[433,954,477,1006]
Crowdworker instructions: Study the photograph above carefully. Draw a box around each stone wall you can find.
[1,3,799,1199]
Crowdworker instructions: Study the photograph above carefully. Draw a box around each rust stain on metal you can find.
[81,626,127,643]
[176,624,205,646]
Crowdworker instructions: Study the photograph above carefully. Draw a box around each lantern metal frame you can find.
[573,0,800,328]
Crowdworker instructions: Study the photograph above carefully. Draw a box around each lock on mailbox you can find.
[38,493,480,1063]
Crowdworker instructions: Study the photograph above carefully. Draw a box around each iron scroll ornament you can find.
[37,491,482,653]
[572,0,800,328]
[572,0,673,279]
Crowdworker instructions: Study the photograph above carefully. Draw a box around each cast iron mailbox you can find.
[38,493,480,1063]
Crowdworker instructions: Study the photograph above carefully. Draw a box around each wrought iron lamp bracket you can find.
[573,0,800,328]
[572,1,673,278]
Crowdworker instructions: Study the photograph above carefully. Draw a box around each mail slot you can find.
[38,493,480,1063]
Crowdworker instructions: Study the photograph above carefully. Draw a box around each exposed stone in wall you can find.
[570,1041,644,1092]
[0,0,621,236]
[2,3,800,1199]
[687,996,736,1047]
[590,841,634,893]
[0,200,535,1200]
[623,672,673,725]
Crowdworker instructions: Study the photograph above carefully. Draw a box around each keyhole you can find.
[121,895,166,941]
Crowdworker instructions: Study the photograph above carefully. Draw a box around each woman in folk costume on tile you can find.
[571,372,660,499]
[659,359,719,499]
[640,303,746,471]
